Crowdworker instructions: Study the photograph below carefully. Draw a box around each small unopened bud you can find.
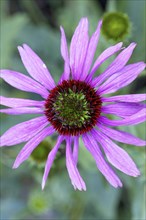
[30,138,54,167]
[28,190,50,214]
[101,12,131,41]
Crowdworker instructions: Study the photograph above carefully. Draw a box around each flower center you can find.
[54,89,91,127]
[45,80,102,136]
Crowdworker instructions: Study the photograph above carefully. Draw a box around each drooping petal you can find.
[98,124,146,146]
[42,136,64,189]
[99,109,146,126]
[102,94,146,103]
[101,102,146,118]
[92,130,140,176]
[0,116,48,147]
[92,43,136,87]
[0,70,48,99]
[80,20,102,81]
[87,42,123,81]
[99,62,146,95]
[70,18,89,80]
[59,26,70,82]
[82,133,122,188]
[66,137,86,191]
[73,136,79,165]
[13,126,55,169]
[18,44,56,90]
[0,96,44,108]
[0,107,44,115]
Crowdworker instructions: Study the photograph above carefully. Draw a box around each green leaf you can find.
[1,13,28,68]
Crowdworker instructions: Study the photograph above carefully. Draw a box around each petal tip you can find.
[112,180,123,188]
[131,42,137,48]
[129,167,141,177]
[41,180,45,190]
[83,186,87,191]
[23,43,31,50]
[80,17,88,24]
[118,181,123,188]
[134,170,141,177]
[17,46,23,51]
[118,42,123,47]
[60,26,63,31]
[98,19,103,26]
[12,163,18,169]
[82,17,88,20]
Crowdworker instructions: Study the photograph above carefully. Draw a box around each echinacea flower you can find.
[0,18,146,191]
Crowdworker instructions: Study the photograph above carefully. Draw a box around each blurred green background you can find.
[0,0,146,219]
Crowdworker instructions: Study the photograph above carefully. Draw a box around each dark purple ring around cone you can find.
[45,80,102,136]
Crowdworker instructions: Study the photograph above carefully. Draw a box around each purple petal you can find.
[73,136,79,165]
[82,133,122,188]
[87,42,123,81]
[99,62,146,95]
[0,107,44,115]
[101,102,146,118]
[102,94,146,103]
[0,70,48,99]
[98,124,146,146]
[59,26,70,82]
[13,126,55,169]
[70,18,89,80]
[80,20,102,81]
[0,116,48,147]
[66,137,86,191]
[92,130,140,176]
[99,109,146,126]
[92,43,136,87]
[42,136,64,189]
[0,96,44,108]
[18,44,56,90]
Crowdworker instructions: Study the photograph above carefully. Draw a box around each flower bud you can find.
[102,12,131,41]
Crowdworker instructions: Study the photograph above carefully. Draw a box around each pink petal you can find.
[101,102,146,118]
[80,20,102,81]
[99,109,146,126]
[102,94,146,103]
[0,96,44,108]
[0,116,48,147]
[59,26,70,82]
[42,135,64,189]
[73,136,79,165]
[92,130,140,176]
[66,137,86,191]
[18,44,56,90]
[93,43,136,87]
[99,62,146,95]
[70,18,89,80]
[0,70,48,99]
[13,126,55,169]
[98,124,146,146]
[87,42,123,81]
[0,107,44,115]
[82,133,122,188]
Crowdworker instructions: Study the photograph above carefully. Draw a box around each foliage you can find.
[0,0,145,219]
